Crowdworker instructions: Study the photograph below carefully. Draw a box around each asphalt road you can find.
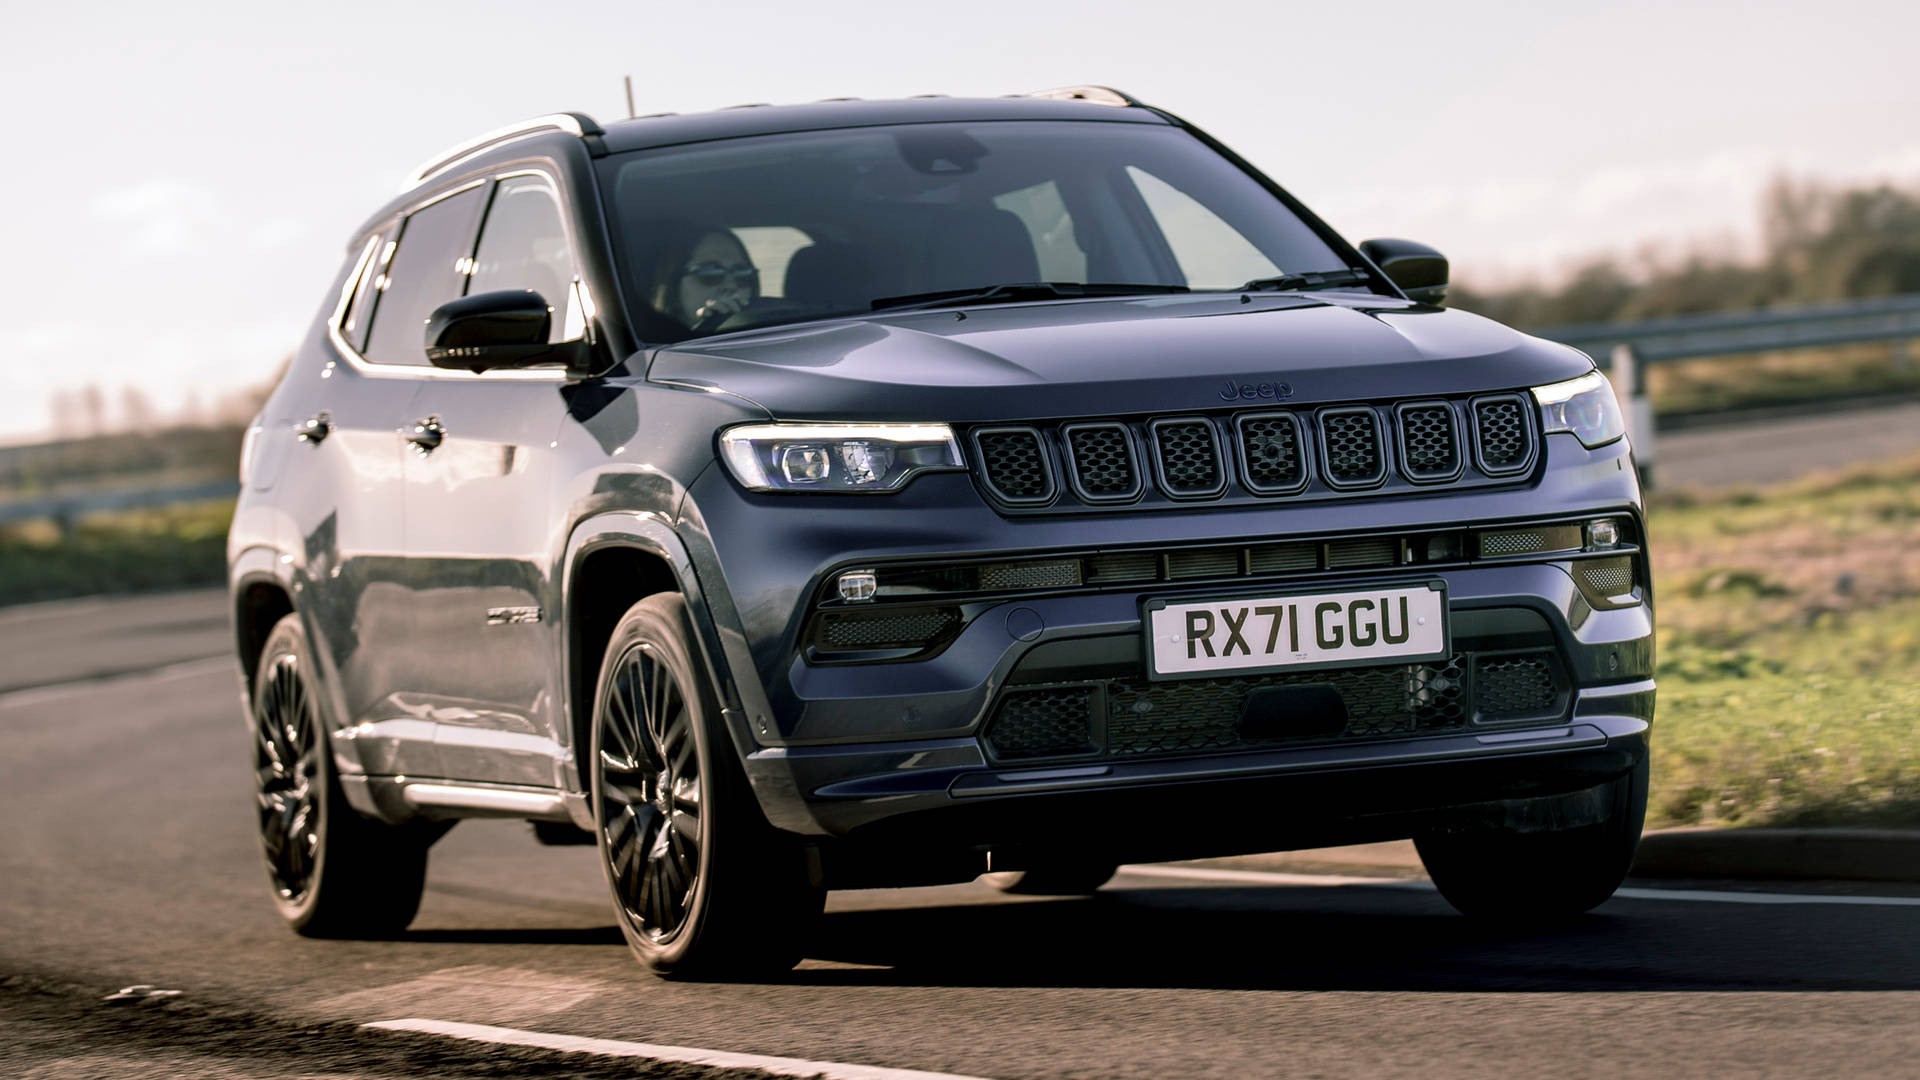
[4,591,1919,1079]
[1653,399,1920,489]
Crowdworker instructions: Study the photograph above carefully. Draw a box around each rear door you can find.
[400,171,581,788]
[302,181,489,781]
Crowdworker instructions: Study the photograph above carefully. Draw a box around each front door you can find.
[401,172,581,787]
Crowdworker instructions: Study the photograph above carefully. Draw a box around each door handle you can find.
[296,412,332,443]
[406,415,446,453]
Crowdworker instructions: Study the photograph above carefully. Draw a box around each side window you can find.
[468,177,579,342]
[339,230,391,352]
[993,181,1087,281]
[360,185,487,366]
[1125,166,1279,289]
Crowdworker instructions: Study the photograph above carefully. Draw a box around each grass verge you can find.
[1647,452,1920,829]
[0,499,232,606]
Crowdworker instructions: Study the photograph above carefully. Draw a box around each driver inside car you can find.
[639,223,761,334]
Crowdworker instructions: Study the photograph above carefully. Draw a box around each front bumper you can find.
[680,434,1653,854]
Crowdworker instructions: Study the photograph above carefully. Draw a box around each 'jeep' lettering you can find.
[1216,379,1296,402]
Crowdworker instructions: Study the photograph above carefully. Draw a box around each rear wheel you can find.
[1416,758,1649,920]
[252,614,434,938]
[983,862,1119,895]
[590,593,823,978]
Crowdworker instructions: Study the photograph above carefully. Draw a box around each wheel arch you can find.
[561,512,745,797]
[230,554,297,701]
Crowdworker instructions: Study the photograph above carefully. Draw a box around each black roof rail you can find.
[400,112,604,192]
[1020,85,1144,108]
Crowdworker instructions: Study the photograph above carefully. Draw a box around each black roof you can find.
[598,95,1169,154]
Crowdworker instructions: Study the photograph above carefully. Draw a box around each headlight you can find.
[1532,371,1626,449]
[718,423,965,493]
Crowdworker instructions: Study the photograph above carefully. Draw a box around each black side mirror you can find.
[424,289,588,373]
[1359,238,1449,305]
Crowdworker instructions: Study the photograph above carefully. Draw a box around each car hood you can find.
[645,293,1594,422]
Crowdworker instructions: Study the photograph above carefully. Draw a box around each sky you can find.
[3,0,1916,445]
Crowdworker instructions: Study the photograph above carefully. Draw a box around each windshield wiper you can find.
[869,281,1189,312]
[1238,267,1375,293]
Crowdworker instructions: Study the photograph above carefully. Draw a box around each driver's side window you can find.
[468,176,581,342]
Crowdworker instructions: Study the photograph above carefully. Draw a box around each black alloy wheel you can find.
[591,593,822,977]
[596,639,704,943]
[250,614,434,938]
[254,650,321,907]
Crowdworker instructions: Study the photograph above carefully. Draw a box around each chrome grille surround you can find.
[1393,400,1464,483]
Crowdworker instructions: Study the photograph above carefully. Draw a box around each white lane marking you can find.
[1118,864,1920,907]
[1119,865,1431,889]
[363,1019,997,1080]
[0,654,233,709]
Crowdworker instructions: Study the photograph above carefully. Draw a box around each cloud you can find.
[90,179,225,256]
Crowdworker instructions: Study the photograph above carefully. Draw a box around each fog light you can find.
[836,569,878,602]
[1586,518,1621,551]
[781,444,830,484]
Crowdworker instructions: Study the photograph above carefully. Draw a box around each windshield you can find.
[597,120,1362,343]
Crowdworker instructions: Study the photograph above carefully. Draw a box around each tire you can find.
[982,862,1119,895]
[1415,757,1649,920]
[251,614,434,938]
[590,593,823,978]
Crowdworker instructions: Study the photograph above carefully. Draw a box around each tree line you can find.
[1450,176,1920,330]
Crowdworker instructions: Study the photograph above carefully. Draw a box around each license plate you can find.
[1144,582,1449,680]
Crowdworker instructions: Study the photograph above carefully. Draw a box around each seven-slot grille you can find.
[975,394,1537,508]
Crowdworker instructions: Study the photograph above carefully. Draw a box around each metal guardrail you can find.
[1536,291,1920,365]
[0,480,239,529]
[1530,291,1920,486]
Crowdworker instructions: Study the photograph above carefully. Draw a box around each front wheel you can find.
[590,593,823,978]
[1415,757,1649,920]
[251,614,435,938]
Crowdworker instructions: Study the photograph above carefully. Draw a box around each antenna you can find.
[623,76,636,119]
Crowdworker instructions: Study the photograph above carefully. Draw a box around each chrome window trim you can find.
[1393,399,1466,484]
[401,113,596,192]
[329,166,585,383]
[1059,420,1144,504]
[1231,410,1311,496]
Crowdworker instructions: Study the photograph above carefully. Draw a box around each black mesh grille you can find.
[1152,420,1223,495]
[1325,538,1397,569]
[1085,552,1158,583]
[1398,403,1459,479]
[1578,557,1635,595]
[1104,656,1469,757]
[976,429,1051,501]
[1475,653,1560,719]
[820,608,957,649]
[1065,424,1138,499]
[1248,543,1316,572]
[979,560,1081,590]
[1480,530,1547,556]
[1319,410,1383,485]
[986,687,1096,759]
[1238,414,1306,491]
[1474,397,1531,472]
[1167,549,1240,579]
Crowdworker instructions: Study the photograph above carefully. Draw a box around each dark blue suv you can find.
[229,86,1652,977]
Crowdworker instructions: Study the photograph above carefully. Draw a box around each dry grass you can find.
[1646,452,1920,828]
